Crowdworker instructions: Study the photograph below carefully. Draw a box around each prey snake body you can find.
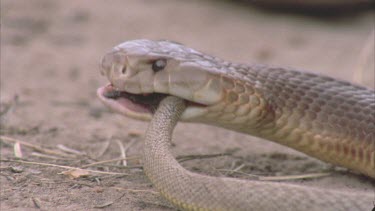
[97,39,375,210]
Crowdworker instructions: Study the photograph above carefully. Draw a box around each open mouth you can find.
[104,89,168,111]
[97,84,167,114]
[97,84,206,117]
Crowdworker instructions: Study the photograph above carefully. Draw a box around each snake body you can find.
[97,39,375,210]
[147,96,373,210]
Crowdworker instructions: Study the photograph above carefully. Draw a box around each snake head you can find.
[97,39,228,121]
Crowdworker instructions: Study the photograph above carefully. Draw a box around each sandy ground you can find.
[1,0,374,210]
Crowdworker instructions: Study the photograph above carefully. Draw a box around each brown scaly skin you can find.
[97,39,375,210]
[144,96,373,210]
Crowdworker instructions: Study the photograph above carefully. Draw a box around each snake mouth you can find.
[97,84,207,120]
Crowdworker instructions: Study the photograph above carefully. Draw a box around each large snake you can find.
[97,39,374,210]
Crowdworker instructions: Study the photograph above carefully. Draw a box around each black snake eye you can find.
[152,59,167,72]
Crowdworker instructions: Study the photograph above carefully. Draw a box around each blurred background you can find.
[1,1,374,210]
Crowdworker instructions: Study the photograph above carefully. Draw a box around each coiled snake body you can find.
[97,39,374,210]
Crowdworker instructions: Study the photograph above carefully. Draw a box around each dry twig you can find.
[31,152,70,160]
[0,136,75,158]
[93,192,127,208]
[177,152,233,163]
[57,144,86,156]
[258,172,331,181]
[218,168,331,181]
[0,159,129,176]
[81,156,140,168]
[13,142,23,158]
[115,139,127,166]
[95,140,111,159]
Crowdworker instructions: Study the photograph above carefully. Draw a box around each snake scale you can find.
[97,39,374,210]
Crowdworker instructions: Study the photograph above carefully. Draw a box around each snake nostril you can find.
[121,66,127,74]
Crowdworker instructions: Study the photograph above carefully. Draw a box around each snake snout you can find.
[100,50,130,80]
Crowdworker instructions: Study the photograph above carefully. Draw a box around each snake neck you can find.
[197,64,375,178]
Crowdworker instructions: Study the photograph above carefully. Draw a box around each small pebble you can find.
[10,166,24,173]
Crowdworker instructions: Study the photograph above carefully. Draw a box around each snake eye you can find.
[152,59,167,72]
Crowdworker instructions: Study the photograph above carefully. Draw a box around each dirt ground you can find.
[1,1,374,210]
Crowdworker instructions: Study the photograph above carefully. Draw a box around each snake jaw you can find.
[97,84,209,121]
[97,84,154,120]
